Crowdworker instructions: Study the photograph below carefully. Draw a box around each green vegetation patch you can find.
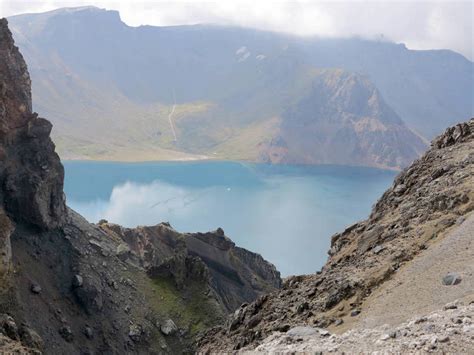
[148,276,224,335]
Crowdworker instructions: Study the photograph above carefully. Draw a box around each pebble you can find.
[373,245,385,254]
[84,326,94,339]
[160,319,178,336]
[319,329,330,336]
[30,284,42,294]
[59,326,73,342]
[72,274,83,288]
[444,301,459,310]
[442,273,462,286]
[350,310,360,317]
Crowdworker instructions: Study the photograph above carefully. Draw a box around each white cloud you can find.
[1,0,472,60]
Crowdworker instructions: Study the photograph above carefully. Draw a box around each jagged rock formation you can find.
[198,118,474,352]
[99,222,281,312]
[0,18,66,231]
[0,17,66,289]
[0,19,280,354]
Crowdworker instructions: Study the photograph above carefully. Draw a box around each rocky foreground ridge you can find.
[251,300,474,353]
[0,18,280,354]
[198,118,474,352]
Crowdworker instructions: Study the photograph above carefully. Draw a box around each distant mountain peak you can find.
[45,5,105,13]
[9,5,123,37]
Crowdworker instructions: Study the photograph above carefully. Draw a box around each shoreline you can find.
[61,157,401,173]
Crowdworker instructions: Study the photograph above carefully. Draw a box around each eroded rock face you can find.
[0,18,66,231]
[100,222,282,312]
[0,210,13,284]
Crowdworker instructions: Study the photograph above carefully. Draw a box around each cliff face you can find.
[0,19,280,354]
[198,118,474,352]
[0,18,66,288]
[0,18,66,231]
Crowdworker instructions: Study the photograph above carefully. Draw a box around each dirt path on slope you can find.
[353,212,474,329]
[168,103,177,142]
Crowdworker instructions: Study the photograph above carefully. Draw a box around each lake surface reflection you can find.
[64,161,396,276]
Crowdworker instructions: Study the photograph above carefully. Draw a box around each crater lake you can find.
[64,161,396,276]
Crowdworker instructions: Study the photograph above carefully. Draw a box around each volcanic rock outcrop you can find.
[0,18,66,231]
[100,222,281,312]
[0,19,280,354]
[198,118,474,352]
[0,17,66,291]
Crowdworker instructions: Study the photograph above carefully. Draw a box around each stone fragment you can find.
[439,335,450,343]
[116,243,130,260]
[350,309,360,317]
[319,329,330,336]
[84,326,94,339]
[72,274,83,288]
[30,283,42,294]
[444,301,459,310]
[286,326,317,337]
[442,273,461,286]
[373,245,384,254]
[59,326,73,342]
[129,324,142,342]
[160,319,178,336]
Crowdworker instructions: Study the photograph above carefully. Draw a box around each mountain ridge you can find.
[8,7,472,169]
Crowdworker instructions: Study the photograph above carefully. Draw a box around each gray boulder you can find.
[160,319,178,336]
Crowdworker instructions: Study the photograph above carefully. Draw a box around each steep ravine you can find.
[0,19,280,354]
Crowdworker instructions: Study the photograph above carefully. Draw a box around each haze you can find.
[1,0,472,60]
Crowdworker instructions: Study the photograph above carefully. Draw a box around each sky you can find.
[1,0,472,60]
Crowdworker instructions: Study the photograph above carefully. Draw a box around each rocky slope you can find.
[252,301,474,353]
[257,69,426,169]
[98,222,280,312]
[198,118,474,352]
[0,19,280,354]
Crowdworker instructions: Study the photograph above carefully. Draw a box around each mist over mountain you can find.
[8,6,473,168]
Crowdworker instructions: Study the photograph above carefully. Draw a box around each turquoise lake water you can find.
[63,161,396,276]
